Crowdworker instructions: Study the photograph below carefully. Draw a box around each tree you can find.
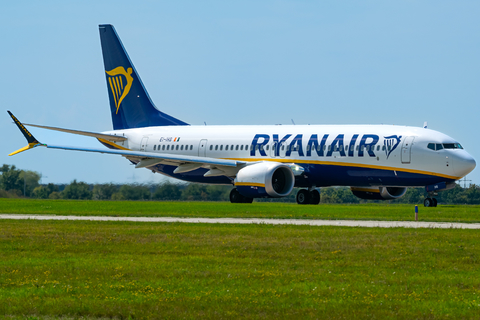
[62,180,92,200]
[93,183,119,200]
[33,186,50,199]
[19,170,41,197]
[181,184,209,201]
[119,184,151,200]
[0,164,22,192]
[153,183,182,201]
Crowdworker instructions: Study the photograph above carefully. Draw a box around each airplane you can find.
[8,24,476,207]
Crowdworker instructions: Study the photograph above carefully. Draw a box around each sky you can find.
[1,1,479,186]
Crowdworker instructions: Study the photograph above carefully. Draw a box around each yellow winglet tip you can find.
[8,143,39,156]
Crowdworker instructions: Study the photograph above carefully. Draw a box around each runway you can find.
[1,214,480,229]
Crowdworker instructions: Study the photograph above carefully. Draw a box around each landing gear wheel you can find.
[242,197,254,204]
[309,189,320,205]
[296,189,311,205]
[424,198,433,207]
[432,198,438,207]
[230,188,242,203]
[230,188,253,204]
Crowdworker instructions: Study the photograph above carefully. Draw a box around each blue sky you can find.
[1,1,479,186]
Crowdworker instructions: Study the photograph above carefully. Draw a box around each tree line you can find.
[1,164,479,204]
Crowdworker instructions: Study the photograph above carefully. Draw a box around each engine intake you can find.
[235,162,295,198]
[351,186,407,200]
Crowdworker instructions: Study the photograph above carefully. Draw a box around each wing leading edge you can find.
[8,111,244,173]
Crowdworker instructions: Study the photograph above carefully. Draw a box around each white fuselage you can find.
[102,124,475,188]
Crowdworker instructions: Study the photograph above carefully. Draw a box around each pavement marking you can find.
[1,214,480,229]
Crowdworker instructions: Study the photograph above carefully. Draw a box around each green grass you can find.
[1,220,479,319]
[1,198,480,223]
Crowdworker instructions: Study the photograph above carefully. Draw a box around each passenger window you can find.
[153,145,156,151]
[236,145,239,150]
[215,145,218,151]
[323,145,326,151]
[377,145,380,151]
[240,145,243,151]
[281,145,285,151]
[210,145,213,150]
[427,143,435,150]
[317,146,321,152]
[176,145,179,150]
[190,145,193,150]
[180,145,184,151]
[382,146,385,151]
[231,145,234,150]
[328,145,331,151]
[266,145,269,151]
[225,145,229,151]
[306,145,310,151]
[356,146,359,151]
[220,145,223,151]
[162,145,165,151]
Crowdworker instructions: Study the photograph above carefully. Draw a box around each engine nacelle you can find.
[235,162,295,198]
[351,186,407,200]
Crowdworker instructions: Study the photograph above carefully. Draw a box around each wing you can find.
[23,123,127,141]
[8,111,246,176]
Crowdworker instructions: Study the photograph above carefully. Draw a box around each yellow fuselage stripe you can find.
[223,157,460,181]
[235,182,266,188]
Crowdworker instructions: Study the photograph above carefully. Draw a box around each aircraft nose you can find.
[453,151,476,177]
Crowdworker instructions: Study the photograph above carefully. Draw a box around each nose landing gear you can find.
[424,193,438,207]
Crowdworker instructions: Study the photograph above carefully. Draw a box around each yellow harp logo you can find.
[106,66,134,114]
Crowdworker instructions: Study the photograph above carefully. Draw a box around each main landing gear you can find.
[424,197,438,207]
[230,188,253,203]
[296,188,321,205]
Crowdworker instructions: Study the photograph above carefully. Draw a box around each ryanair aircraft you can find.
[8,25,476,207]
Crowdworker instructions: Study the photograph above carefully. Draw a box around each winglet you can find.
[7,111,43,156]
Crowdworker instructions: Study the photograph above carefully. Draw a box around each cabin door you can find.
[140,137,149,152]
[198,139,208,157]
[401,136,415,164]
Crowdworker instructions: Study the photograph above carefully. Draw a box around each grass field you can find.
[1,219,480,319]
[1,200,480,319]
[1,198,480,223]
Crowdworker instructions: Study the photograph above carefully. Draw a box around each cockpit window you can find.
[443,143,463,149]
[428,142,463,151]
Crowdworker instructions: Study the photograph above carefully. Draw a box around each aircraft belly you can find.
[150,161,454,188]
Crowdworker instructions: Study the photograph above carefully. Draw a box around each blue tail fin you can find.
[99,24,188,130]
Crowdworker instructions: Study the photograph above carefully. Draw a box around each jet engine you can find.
[235,162,295,198]
[351,186,407,200]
